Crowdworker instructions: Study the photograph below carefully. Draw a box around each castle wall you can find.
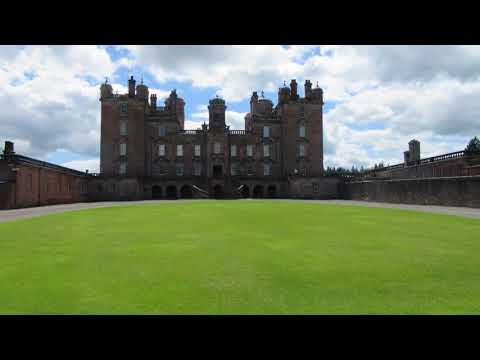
[288,176,342,199]
[343,176,480,208]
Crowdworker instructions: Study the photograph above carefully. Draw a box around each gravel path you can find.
[1,199,479,223]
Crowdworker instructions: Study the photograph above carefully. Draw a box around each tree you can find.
[465,136,480,156]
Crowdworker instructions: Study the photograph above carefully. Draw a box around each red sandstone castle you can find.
[2,76,478,210]
[93,76,329,200]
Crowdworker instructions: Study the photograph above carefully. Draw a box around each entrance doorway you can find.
[180,185,193,199]
[267,185,277,198]
[213,165,223,178]
[152,185,162,199]
[253,185,264,198]
[213,184,224,199]
[166,185,177,199]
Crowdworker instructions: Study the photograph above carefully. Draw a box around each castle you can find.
[2,76,478,210]
[92,76,336,200]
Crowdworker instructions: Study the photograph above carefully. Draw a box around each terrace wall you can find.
[342,176,480,208]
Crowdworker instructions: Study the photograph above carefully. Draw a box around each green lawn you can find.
[1,200,479,314]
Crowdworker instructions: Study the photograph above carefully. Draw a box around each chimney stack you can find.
[290,79,298,100]
[150,94,157,110]
[304,80,312,99]
[128,76,136,97]
[3,141,14,155]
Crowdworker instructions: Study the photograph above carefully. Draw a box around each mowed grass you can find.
[1,200,480,314]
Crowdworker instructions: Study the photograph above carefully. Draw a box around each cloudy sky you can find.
[1,45,479,172]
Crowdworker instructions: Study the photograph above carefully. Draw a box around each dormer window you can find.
[120,120,128,136]
[263,163,271,176]
[214,142,221,154]
[263,144,270,157]
[158,144,165,156]
[298,143,306,157]
[247,144,254,157]
[231,144,237,157]
[176,144,183,157]
[298,125,306,138]
[263,126,271,138]
[120,143,127,156]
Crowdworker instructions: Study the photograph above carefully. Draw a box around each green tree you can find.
[465,136,480,156]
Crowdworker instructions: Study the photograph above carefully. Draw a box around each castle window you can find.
[263,163,271,176]
[120,143,127,156]
[158,144,165,156]
[231,162,240,176]
[120,120,128,136]
[194,162,202,176]
[299,125,305,138]
[194,144,201,157]
[177,144,183,157]
[298,143,306,157]
[231,144,237,157]
[119,161,127,175]
[176,163,184,176]
[247,144,253,157]
[263,144,270,157]
[300,168,307,176]
[214,142,221,154]
[263,126,271,138]
[159,126,167,137]
[120,103,128,114]
[299,106,305,119]
[247,165,254,176]
[313,183,319,193]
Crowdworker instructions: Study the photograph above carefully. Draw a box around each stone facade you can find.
[0,143,89,209]
[343,176,480,208]
[97,77,329,199]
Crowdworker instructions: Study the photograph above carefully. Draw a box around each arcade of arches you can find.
[149,184,278,199]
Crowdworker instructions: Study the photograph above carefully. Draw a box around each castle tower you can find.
[311,83,324,104]
[128,76,136,97]
[165,89,185,129]
[290,79,298,100]
[208,96,227,131]
[278,82,291,104]
[408,139,421,161]
[150,94,157,111]
[100,80,113,100]
[304,80,312,99]
[136,81,149,101]
[250,91,259,114]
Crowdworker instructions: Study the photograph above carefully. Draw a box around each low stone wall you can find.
[342,176,480,208]
[288,176,342,199]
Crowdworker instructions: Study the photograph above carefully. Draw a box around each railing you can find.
[177,129,204,135]
[362,150,467,175]
[229,130,247,135]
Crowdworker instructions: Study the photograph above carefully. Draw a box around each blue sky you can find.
[1,45,479,172]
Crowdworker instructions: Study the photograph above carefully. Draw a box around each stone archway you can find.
[152,185,162,199]
[166,185,177,199]
[253,185,264,198]
[267,184,277,198]
[180,185,193,199]
[213,184,224,199]
[241,185,250,198]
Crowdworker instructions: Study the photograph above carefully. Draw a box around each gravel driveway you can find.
[1,199,479,223]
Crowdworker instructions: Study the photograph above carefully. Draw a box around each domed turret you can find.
[100,79,113,100]
[208,95,227,130]
[136,78,149,100]
[312,83,323,104]
[278,81,291,104]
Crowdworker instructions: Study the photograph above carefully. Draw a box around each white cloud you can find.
[61,159,99,173]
